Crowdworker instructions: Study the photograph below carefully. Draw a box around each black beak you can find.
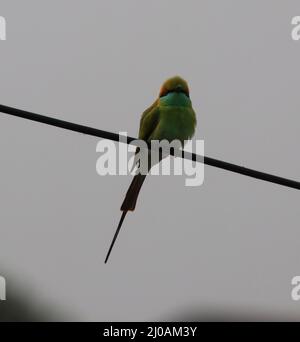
[174,85,183,93]
[174,85,189,97]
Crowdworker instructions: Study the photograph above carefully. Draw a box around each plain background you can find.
[0,0,300,321]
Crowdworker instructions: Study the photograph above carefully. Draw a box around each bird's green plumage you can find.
[138,99,160,141]
[139,81,196,146]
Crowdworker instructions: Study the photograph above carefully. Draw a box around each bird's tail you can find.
[121,174,147,211]
[104,174,147,263]
[104,211,128,264]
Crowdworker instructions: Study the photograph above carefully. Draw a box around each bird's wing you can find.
[138,99,160,141]
[130,100,160,172]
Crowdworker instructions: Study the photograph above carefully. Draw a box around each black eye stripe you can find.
[160,89,189,98]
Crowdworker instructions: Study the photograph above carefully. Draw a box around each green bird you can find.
[104,76,197,263]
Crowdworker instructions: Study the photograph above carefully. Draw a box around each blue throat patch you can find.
[159,92,191,107]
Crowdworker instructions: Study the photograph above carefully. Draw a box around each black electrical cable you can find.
[1,103,299,191]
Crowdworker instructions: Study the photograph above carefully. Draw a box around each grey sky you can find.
[0,1,299,321]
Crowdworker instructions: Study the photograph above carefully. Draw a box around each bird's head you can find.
[159,76,190,98]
